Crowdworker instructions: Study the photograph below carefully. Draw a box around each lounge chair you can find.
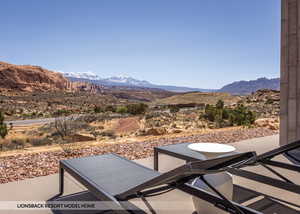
[229,140,300,195]
[49,152,260,214]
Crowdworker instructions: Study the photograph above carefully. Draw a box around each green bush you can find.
[169,105,180,113]
[94,106,103,113]
[201,100,255,128]
[0,111,8,151]
[216,100,224,109]
[228,104,256,126]
[27,137,50,147]
[53,117,89,139]
[126,103,148,115]
[104,105,116,112]
[53,109,71,117]
[116,106,128,114]
[0,111,8,140]
[11,138,26,149]
[265,98,274,104]
[100,130,116,138]
[204,104,217,122]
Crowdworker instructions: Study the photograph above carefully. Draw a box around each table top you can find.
[155,142,237,161]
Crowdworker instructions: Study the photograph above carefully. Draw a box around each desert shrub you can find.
[105,105,116,112]
[78,114,98,123]
[94,106,104,113]
[216,100,224,109]
[54,117,89,139]
[126,103,148,115]
[100,130,117,138]
[0,111,8,151]
[202,100,255,128]
[265,98,274,104]
[60,143,76,156]
[27,137,50,147]
[116,106,128,114]
[11,138,26,149]
[222,108,230,120]
[53,109,71,117]
[203,104,217,122]
[0,138,32,151]
[169,105,180,113]
[228,104,256,126]
[1,139,14,150]
[90,131,103,138]
[0,111,8,140]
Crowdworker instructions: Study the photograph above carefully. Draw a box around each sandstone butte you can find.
[0,61,69,92]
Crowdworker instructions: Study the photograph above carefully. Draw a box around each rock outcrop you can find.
[0,61,69,92]
[241,89,280,118]
[254,118,279,130]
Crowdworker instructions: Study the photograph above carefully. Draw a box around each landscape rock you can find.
[145,127,167,136]
[254,118,279,130]
[0,127,278,184]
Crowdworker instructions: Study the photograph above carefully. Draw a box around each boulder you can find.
[170,129,183,134]
[254,118,279,130]
[145,127,167,136]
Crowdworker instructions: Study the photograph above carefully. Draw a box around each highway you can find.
[4,115,80,127]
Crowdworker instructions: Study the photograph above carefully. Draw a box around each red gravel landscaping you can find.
[0,127,278,184]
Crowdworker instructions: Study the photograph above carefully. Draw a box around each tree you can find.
[228,104,256,126]
[0,111,8,151]
[216,100,224,109]
[126,103,148,115]
[105,105,116,113]
[204,104,216,122]
[169,105,180,114]
[202,101,255,128]
[94,105,103,113]
[116,106,128,114]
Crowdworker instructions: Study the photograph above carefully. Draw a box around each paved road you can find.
[4,115,80,127]
[4,118,56,127]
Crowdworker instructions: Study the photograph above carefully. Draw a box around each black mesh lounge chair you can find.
[49,152,261,214]
[224,140,300,214]
[229,140,300,195]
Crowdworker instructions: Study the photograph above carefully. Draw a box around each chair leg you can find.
[154,150,159,171]
[59,166,64,196]
[48,166,64,201]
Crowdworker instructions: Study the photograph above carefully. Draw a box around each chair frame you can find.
[49,152,262,214]
[228,140,300,195]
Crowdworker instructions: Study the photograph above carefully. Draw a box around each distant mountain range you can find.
[62,72,213,92]
[218,77,280,95]
[62,72,280,95]
[0,61,279,95]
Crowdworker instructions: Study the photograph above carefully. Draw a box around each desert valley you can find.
[0,61,280,183]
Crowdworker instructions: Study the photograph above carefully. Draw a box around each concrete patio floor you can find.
[0,134,299,214]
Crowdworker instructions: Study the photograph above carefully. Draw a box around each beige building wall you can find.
[280,0,300,145]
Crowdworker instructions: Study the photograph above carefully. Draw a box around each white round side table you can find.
[188,143,236,214]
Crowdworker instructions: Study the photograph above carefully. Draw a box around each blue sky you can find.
[0,0,281,89]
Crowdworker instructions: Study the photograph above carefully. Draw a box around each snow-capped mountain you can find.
[60,71,213,92]
[103,75,152,87]
[62,71,102,80]
[61,72,153,87]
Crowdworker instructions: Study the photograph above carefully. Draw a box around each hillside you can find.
[219,77,279,95]
[241,89,280,118]
[0,61,69,92]
[155,92,241,105]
